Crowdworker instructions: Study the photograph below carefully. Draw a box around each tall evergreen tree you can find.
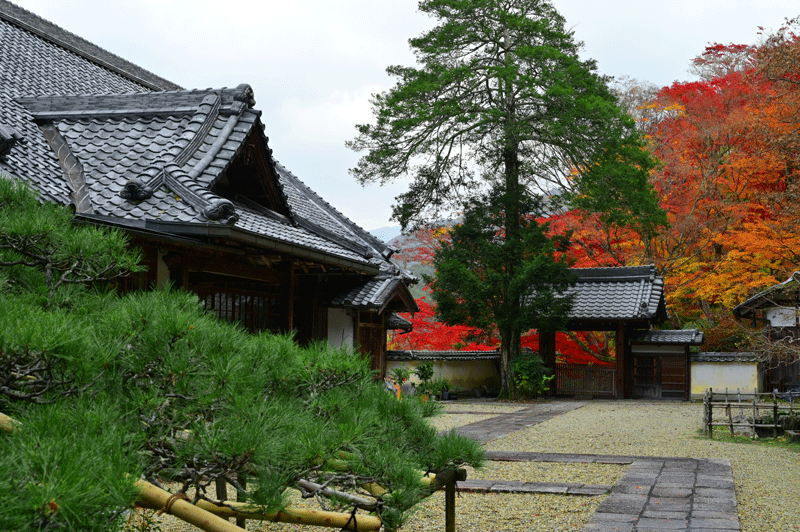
[348,0,664,394]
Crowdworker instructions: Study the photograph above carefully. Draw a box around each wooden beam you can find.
[187,258,289,284]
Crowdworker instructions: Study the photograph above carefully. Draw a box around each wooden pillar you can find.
[615,322,626,399]
[287,262,295,332]
[685,346,691,401]
[445,479,455,532]
[539,331,556,396]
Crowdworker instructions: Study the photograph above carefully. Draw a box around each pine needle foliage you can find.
[0,176,484,531]
[348,0,665,394]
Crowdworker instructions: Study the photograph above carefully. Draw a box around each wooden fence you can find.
[702,388,800,439]
[555,363,616,397]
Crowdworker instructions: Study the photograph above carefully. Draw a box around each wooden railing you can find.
[555,363,615,397]
[702,388,800,439]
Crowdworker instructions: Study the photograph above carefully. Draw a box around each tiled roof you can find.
[567,265,667,324]
[16,88,261,223]
[387,313,412,332]
[0,2,416,295]
[0,121,25,159]
[690,352,760,363]
[629,329,704,346]
[733,272,800,319]
[0,8,155,205]
[0,0,179,91]
[325,273,419,312]
[387,350,500,361]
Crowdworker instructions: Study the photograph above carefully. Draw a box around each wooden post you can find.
[287,262,295,331]
[614,323,627,399]
[236,477,246,529]
[445,479,455,532]
[727,402,734,437]
[432,468,466,532]
[773,393,779,439]
[215,478,229,523]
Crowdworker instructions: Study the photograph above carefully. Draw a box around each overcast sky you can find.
[12,0,799,232]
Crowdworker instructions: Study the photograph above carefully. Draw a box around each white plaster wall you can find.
[327,308,354,349]
[765,307,799,327]
[156,250,170,289]
[691,362,760,399]
[386,359,500,391]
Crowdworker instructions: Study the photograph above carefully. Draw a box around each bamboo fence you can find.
[702,388,800,439]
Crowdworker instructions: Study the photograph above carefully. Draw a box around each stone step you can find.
[457,479,612,496]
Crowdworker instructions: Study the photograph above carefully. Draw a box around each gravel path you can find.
[484,400,800,532]
[135,400,800,531]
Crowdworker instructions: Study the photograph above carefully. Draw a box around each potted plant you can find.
[414,362,435,401]
[389,367,413,397]
[428,377,451,400]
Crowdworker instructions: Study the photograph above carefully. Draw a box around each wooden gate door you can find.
[633,356,658,398]
[659,356,687,399]
[632,355,687,399]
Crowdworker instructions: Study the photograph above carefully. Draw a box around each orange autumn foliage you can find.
[554,35,800,349]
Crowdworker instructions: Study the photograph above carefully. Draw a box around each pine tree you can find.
[0,176,483,531]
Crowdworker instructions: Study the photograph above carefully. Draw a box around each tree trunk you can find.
[500,334,512,397]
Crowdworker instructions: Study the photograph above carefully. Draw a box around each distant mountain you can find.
[369,225,403,243]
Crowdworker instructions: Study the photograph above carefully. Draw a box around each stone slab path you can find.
[452,400,588,443]
[445,400,741,531]
[583,457,739,532]
[457,478,613,496]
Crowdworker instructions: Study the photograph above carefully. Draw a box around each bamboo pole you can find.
[0,412,15,433]
[134,479,382,531]
[133,479,245,532]
[191,499,381,531]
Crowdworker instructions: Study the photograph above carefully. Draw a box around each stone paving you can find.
[584,457,739,532]
[447,400,741,531]
[452,400,588,443]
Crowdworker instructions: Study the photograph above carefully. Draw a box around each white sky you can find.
[11,0,799,231]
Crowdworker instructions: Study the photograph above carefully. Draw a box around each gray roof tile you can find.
[387,350,500,361]
[629,329,704,345]
[567,265,667,323]
[1,2,416,308]
[691,352,759,363]
[733,272,800,319]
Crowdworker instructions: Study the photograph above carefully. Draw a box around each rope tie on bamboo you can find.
[157,492,190,515]
[340,507,358,531]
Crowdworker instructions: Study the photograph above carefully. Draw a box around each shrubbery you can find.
[511,351,554,398]
[0,177,484,531]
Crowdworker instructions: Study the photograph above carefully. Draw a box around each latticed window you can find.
[192,278,286,334]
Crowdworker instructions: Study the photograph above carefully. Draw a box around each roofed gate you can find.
[542,266,703,400]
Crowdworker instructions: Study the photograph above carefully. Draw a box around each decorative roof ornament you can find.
[0,122,25,160]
